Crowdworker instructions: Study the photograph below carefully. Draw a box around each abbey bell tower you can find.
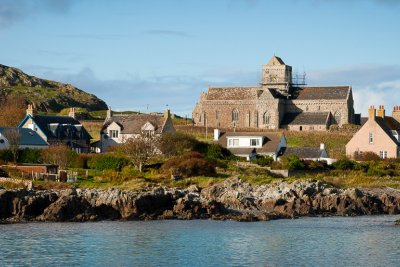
[261,56,292,96]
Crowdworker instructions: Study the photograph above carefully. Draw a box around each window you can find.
[228,138,239,147]
[250,139,260,147]
[215,110,219,120]
[369,132,374,144]
[379,151,387,159]
[232,109,239,122]
[109,130,119,138]
[263,112,270,124]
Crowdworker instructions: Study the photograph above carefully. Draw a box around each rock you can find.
[1,178,400,223]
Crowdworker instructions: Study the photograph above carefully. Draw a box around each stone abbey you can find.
[192,56,356,131]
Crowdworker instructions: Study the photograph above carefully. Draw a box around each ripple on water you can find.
[0,216,400,266]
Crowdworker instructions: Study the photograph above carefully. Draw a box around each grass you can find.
[285,131,353,159]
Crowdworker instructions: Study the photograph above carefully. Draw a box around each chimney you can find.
[368,106,376,121]
[377,105,385,118]
[68,107,76,119]
[164,108,171,119]
[320,143,325,150]
[393,106,400,123]
[214,129,220,141]
[106,106,112,119]
[26,104,34,116]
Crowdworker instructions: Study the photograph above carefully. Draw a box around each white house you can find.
[0,127,49,150]
[100,108,176,152]
[282,144,334,165]
[214,129,287,161]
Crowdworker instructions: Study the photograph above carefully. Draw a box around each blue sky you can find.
[0,0,399,116]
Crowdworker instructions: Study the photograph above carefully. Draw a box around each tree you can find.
[3,128,21,164]
[40,145,71,169]
[118,133,158,172]
[0,96,26,126]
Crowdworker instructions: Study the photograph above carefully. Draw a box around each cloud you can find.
[0,0,79,29]
[143,30,191,38]
[308,64,400,116]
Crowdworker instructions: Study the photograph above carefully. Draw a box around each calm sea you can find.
[1,216,399,266]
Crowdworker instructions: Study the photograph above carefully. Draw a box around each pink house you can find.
[346,106,400,159]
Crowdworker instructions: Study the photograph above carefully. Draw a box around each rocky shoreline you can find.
[1,178,400,223]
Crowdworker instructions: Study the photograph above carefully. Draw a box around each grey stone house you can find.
[193,56,356,131]
[100,108,176,152]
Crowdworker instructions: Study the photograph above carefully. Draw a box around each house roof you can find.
[0,127,48,146]
[217,132,284,155]
[291,86,350,100]
[24,115,92,140]
[206,87,259,100]
[281,112,330,126]
[101,114,166,134]
[283,146,328,159]
[375,117,399,144]
[267,56,285,65]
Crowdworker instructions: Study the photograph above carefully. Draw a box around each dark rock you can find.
[1,178,400,223]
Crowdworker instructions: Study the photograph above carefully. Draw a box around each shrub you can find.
[68,154,89,169]
[281,154,305,171]
[0,149,13,163]
[19,149,42,164]
[332,159,355,170]
[158,133,203,156]
[359,151,380,161]
[161,152,216,178]
[87,155,128,171]
[206,144,233,160]
[252,155,274,167]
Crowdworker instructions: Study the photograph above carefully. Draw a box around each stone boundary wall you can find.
[0,177,33,190]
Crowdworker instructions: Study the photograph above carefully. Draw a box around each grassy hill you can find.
[0,64,107,112]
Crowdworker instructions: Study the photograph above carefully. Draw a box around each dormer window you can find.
[109,130,119,138]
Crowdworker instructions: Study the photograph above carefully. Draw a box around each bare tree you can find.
[3,128,21,164]
[0,96,26,126]
[118,133,158,172]
[40,145,71,169]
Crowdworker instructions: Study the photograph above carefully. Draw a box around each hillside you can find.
[0,64,107,112]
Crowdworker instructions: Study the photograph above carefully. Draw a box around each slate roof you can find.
[217,132,284,155]
[375,117,399,144]
[291,86,350,100]
[268,56,285,65]
[284,147,328,159]
[207,87,259,100]
[101,114,165,134]
[28,115,92,140]
[0,127,48,146]
[281,112,330,126]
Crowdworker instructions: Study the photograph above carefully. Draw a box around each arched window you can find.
[232,109,239,122]
[263,112,270,124]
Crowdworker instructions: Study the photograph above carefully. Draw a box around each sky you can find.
[0,0,399,117]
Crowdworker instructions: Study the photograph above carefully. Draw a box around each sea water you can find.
[1,216,400,266]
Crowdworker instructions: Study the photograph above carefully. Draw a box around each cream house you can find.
[346,106,400,159]
[100,108,176,152]
[214,129,287,161]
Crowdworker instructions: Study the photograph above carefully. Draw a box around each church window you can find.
[246,111,251,127]
[306,106,309,111]
[215,110,219,120]
[263,112,270,124]
[232,109,239,122]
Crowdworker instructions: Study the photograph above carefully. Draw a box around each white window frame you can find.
[369,132,374,144]
[250,138,260,147]
[109,130,119,139]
